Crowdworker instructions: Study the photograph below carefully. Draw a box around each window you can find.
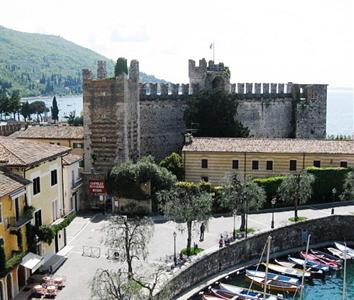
[52,200,59,221]
[232,160,239,170]
[289,160,297,171]
[340,161,348,168]
[57,143,61,145]
[252,160,259,170]
[201,159,208,169]
[266,160,273,170]
[34,210,42,227]
[73,143,83,149]
[33,177,41,195]
[51,170,58,186]
[201,176,209,182]
[313,160,321,168]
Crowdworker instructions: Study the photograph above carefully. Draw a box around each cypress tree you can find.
[51,96,59,122]
[114,57,128,77]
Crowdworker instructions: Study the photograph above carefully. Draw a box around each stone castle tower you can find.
[83,58,327,174]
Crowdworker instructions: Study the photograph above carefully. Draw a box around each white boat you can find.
[288,257,329,272]
[274,259,295,268]
[262,262,311,278]
[334,242,354,258]
[328,247,349,260]
[246,270,299,285]
[219,283,279,300]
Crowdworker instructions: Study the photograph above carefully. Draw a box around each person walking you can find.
[200,222,205,242]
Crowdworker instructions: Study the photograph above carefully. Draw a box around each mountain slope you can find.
[0,25,166,97]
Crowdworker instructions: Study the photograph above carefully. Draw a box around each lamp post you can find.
[271,197,277,229]
[331,188,337,215]
[173,231,177,266]
[233,209,237,239]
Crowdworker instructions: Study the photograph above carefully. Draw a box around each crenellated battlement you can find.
[230,82,293,95]
[139,83,193,100]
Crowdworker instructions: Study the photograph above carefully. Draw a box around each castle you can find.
[83,58,327,174]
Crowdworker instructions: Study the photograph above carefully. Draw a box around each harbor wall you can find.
[154,215,354,300]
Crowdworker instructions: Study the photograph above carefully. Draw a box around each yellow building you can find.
[182,137,354,185]
[10,125,84,157]
[0,137,71,261]
[0,170,31,300]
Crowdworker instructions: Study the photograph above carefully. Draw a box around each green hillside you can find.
[0,25,166,97]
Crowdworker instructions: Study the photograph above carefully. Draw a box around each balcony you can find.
[6,214,33,231]
[71,177,82,190]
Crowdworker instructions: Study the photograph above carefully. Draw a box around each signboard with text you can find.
[88,180,106,195]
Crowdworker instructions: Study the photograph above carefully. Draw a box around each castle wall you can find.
[140,99,186,160]
[237,97,295,138]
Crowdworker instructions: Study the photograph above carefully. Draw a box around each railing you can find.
[71,177,82,189]
[6,214,33,231]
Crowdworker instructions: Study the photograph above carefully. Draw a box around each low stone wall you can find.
[155,215,354,299]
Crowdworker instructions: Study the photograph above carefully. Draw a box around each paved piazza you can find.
[50,204,354,300]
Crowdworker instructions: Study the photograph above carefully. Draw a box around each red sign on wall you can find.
[88,180,106,195]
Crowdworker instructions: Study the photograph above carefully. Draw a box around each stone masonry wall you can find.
[155,215,354,300]
[140,99,186,160]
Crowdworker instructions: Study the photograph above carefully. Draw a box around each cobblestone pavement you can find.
[53,204,354,300]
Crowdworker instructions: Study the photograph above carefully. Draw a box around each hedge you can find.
[307,167,351,203]
[253,176,287,208]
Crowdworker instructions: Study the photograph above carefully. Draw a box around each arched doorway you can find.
[212,76,225,90]
[18,265,26,290]
[0,281,4,300]
[6,274,12,300]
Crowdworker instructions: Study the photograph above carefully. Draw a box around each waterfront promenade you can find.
[16,203,353,300]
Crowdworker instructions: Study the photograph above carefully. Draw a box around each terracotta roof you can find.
[10,126,83,140]
[63,153,82,165]
[0,137,70,167]
[0,170,30,198]
[182,137,354,155]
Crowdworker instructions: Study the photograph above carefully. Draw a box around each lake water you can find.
[24,87,353,135]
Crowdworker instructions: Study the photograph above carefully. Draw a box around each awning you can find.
[20,252,44,272]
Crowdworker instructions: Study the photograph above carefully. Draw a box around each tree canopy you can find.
[159,152,183,180]
[340,171,354,200]
[105,156,176,200]
[51,96,59,121]
[115,57,128,77]
[157,182,213,255]
[184,89,249,137]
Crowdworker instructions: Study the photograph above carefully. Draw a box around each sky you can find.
[0,0,353,87]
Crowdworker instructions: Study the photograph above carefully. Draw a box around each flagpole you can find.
[213,41,215,62]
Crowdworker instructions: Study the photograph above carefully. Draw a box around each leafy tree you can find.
[29,100,47,122]
[105,156,176,201]
[340,171,354,200]
[221,174,266,232]
[184,89,249,137]
[277,172,315,222]
[115,57,128,77]
[102,216,154,278]
[20,101,32,121]
[65,111,83,126]
[158,183,213,256]
[159,152,184,180]
[51,96,59,122]
[9,90,21,120]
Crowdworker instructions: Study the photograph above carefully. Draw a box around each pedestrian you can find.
[219,234,224,248]
[200,222,205,242]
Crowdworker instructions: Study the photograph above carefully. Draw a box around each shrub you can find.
[307,167,351,203]
[159,152,184,180]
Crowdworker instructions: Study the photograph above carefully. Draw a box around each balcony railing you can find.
[6,214,33,231]
[71,177,82,189]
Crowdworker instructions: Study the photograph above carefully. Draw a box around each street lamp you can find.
[173,231,177,266]
[271,197,277,229]
[233,209,237,239]
[331,188,337,215]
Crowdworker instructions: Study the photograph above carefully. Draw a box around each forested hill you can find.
[0,25,166,97]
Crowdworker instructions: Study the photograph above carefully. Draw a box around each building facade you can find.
[182,137,354,185]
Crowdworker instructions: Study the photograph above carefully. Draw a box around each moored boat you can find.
[300,251,340,270]
[274,259,296,269]
[246,270,300,285]
[245,274,299,293]
[219,283,279,300]
[334,242,354,259]
[288,256,329,272]
[310,249,342,264]
[203,294,225,300]
[262,262,311,278]
[327,247,349,260]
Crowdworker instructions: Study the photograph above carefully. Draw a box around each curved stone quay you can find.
[154,215,354,300]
